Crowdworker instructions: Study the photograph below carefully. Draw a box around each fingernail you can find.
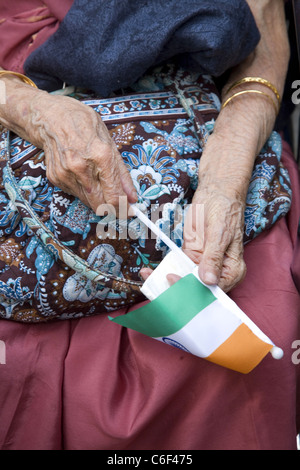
[130,189,138,202]
[202,272,218,285]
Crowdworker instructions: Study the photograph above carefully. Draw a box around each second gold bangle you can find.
[221,89,279,115]
[225,76,281,105]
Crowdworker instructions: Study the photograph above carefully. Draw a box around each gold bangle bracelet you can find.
[225,77,281,105]
[221,89,279,115]
[0,71,37,88]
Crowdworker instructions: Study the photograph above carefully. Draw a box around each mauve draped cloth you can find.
[0,0,73,74]
[0,146,299,450]
[292,229,300,293]
[24,0,260,95]
[0,0,300,450]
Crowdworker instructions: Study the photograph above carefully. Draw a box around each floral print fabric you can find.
[0,66,292,321]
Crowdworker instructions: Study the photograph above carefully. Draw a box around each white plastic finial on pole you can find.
[270,347,284,360]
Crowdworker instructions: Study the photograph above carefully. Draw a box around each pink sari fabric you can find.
[292,237,300,293]
[0,145,299,450]
[0,0,73,73]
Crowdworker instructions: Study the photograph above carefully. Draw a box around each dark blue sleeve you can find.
[24,0,260,96]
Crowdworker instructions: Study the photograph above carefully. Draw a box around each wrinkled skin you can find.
[0,0,289,293]
[10,92,138,212]
[141,0,289,292]
[182,184,246,293]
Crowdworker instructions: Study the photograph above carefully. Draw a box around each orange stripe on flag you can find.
[206,323,273,374]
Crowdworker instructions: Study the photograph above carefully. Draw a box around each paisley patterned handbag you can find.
[0,65,293,322]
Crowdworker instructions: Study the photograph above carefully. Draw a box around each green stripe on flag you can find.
[109,273,216,338]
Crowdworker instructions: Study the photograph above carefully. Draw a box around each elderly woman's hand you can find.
[141,134,248,293]
[183,176,246,293]
[28,93,137,213]
[171,0,289,293]
[142,67,285,294]
[0,79,137,213]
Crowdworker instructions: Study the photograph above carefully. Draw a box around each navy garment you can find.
[24,0,260,96]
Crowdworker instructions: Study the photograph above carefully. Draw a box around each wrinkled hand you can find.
[26,93,137,213]
[141,185,246,293]
[182,183,247,292]
[140,0,289,294]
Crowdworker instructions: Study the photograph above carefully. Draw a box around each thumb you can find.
[198,243,225,286]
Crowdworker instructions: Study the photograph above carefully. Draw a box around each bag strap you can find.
[3,130,142,291]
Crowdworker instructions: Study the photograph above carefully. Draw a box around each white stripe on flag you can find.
[154,298,242,358]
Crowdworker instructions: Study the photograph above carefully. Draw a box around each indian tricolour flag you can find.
[109,206,283,374]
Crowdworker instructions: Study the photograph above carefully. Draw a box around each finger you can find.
[197,211,235,286]
[45,146,78,196]
[47,154,106,211]
[140,269,182,287]
[198,255,223,286]
[79,179,106,210]
[183,201,205,249]
[166,273,182,286]
[96,119,137,203]
[49,137,128,212]
[66,159,106,211]
[218,242,246,292]
[94,143,133,210]
[62,141,124,213]
[140,268,153,280]
[198,228,228,286]
[219,259,246,293]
